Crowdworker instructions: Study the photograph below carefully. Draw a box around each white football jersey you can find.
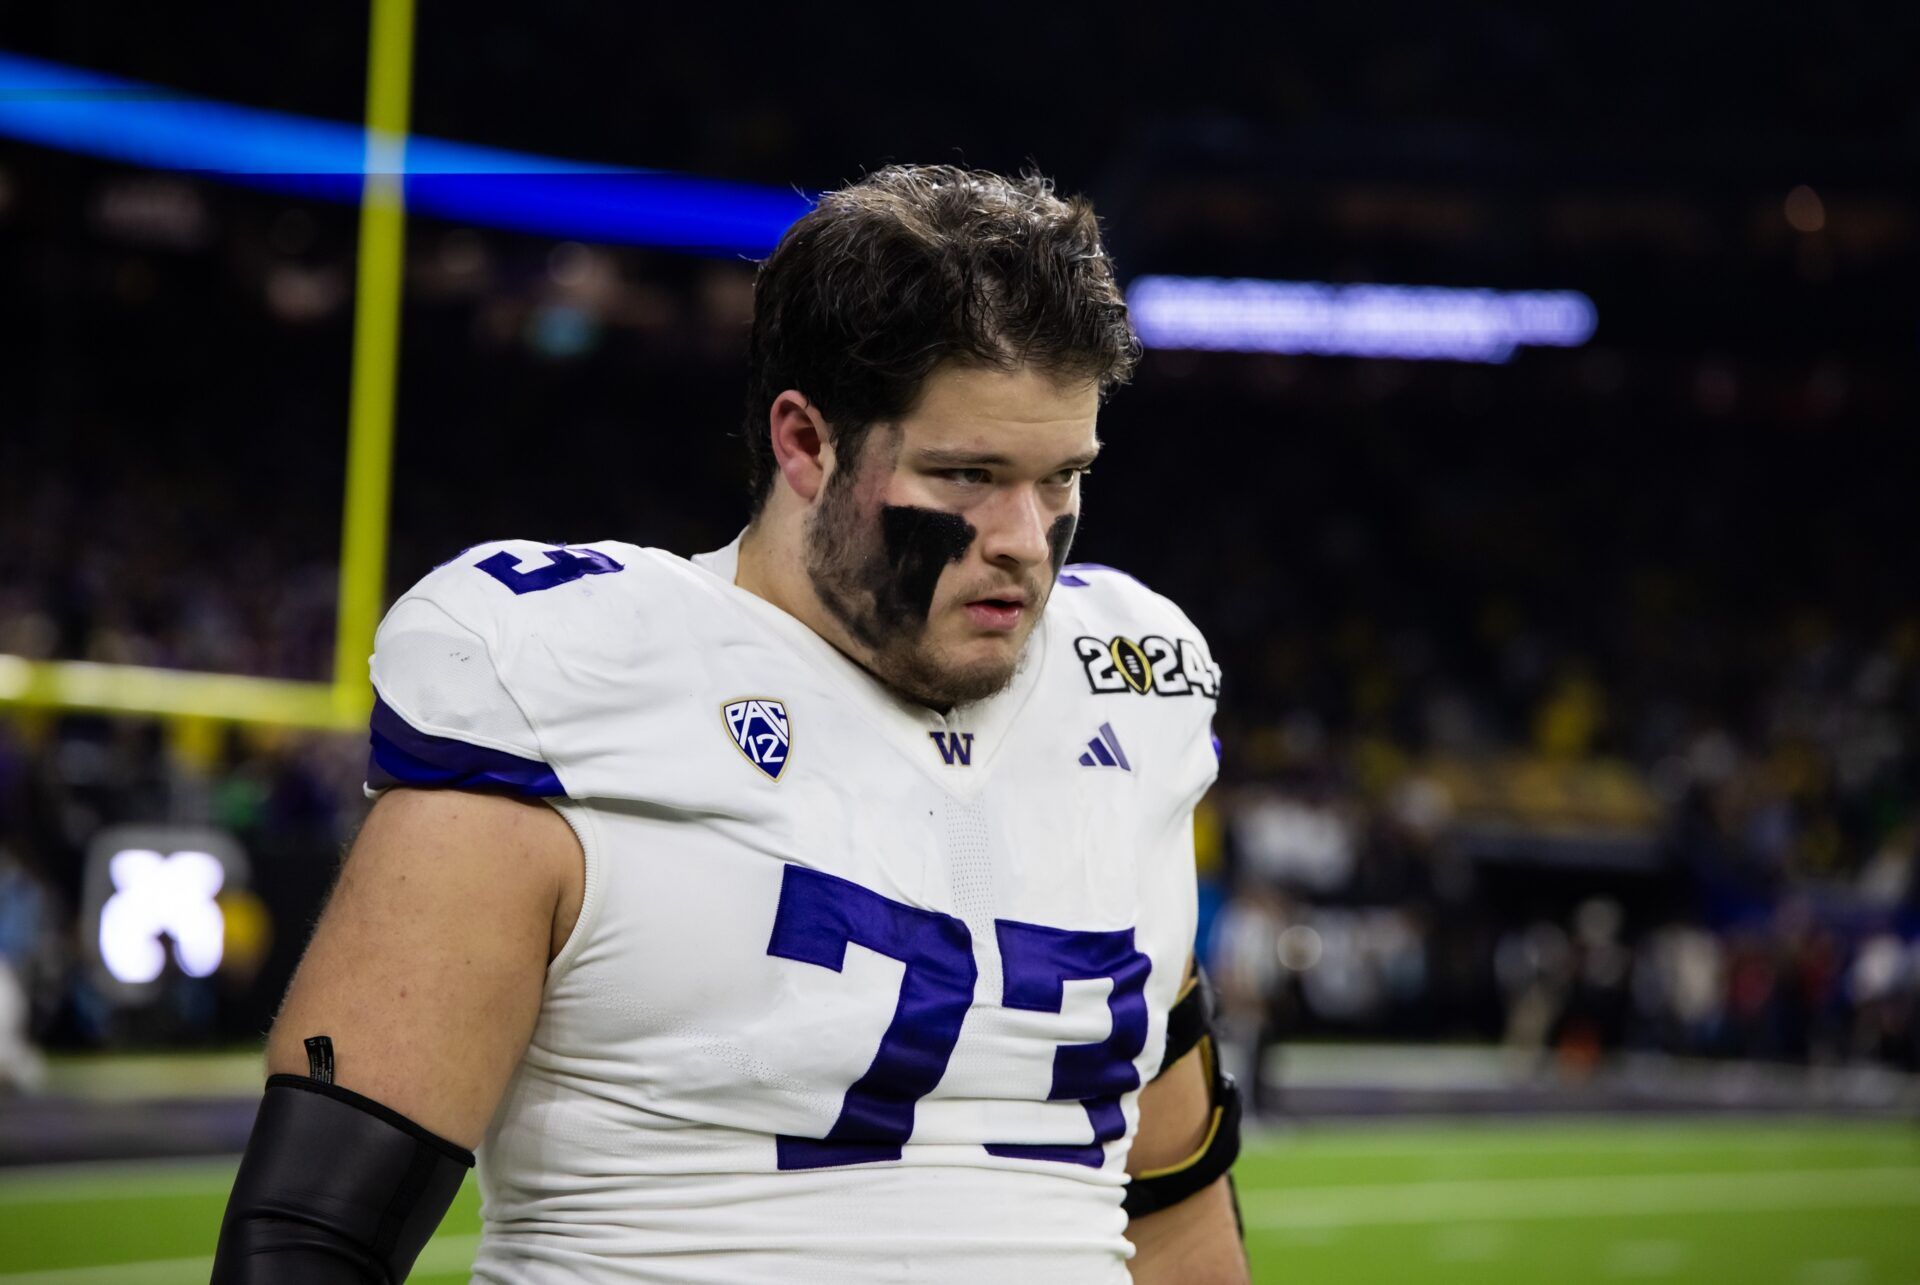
[365,535,1221,1284]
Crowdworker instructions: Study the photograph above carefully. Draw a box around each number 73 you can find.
[767,864,1153,1171]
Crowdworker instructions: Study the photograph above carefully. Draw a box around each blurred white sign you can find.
[82,825,248,1002]
[99,848,226,984]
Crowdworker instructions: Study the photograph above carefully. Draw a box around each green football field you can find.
[1,1117,1915,1283]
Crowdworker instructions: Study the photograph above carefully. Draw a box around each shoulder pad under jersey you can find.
[1051,563,1224,704]
[1048,562,1224,805]
[365,538,654,799]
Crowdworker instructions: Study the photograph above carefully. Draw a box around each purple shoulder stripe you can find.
[366,696,564,798]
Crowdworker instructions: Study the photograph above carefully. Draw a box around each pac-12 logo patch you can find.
[723,698,791,781]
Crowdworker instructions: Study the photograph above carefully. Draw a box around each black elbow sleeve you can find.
[212,1075,474,1284]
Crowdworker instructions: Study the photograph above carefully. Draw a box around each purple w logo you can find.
[928,731,974,766]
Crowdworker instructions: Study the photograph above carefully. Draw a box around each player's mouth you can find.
[962,592,1028,633]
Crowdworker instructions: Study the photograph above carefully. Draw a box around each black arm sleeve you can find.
[211,1075,474,1284]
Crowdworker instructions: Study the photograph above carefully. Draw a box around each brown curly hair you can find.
[741,164,1139,512]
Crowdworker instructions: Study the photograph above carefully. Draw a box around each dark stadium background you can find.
[0,5,1916,1282]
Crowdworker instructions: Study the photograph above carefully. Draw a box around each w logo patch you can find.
[724,699,791,781]
[929,730,974,766]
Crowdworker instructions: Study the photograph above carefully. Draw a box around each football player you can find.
[214,165,1246,1283]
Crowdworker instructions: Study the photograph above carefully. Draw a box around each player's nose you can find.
[977,486,1054,570]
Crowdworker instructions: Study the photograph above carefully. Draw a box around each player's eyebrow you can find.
[914,443,1103,471]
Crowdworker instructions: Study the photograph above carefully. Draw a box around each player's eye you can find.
[1045,467,1086,486]
[938,468,992,485]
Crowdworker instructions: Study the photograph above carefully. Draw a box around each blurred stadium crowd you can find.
[2,3,1916,1092]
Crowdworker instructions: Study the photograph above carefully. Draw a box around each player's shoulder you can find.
[375,536,738,716]
[1048,562,1209,641]
[366,539,730,797]
[389,537,710,651]
[1046,562,1223,701]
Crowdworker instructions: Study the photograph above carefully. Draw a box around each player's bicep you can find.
[266,788,578,1150]
[1128,1040,1214,1176]
[1126,992,1248,1282]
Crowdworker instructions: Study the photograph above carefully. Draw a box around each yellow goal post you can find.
[0,0,415,734]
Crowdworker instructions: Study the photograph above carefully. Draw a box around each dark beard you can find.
[804,471,1024,709]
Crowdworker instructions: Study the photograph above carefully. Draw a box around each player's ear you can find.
[769,390,829,504]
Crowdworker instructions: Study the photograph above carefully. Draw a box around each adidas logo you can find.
[1078,722,1131,771]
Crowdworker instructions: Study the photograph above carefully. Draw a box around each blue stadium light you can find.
[1128,275,1598,363]
[0,50,812,255]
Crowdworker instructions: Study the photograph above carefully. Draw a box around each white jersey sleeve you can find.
[1050,561,1223,814]
[365,539,636,798]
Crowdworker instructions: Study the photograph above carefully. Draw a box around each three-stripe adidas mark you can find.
[1078,722,1131,771]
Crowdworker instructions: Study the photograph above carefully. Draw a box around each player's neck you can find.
[732,520,792,608]
[736,516,853,656]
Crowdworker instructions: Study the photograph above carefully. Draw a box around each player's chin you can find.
[930,661,1020,707]
[918,637,1024,704]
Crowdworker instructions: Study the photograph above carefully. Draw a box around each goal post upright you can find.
[0,0,415,733]
[330,0,417,723]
